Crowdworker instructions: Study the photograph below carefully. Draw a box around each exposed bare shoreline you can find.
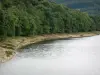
[0,32,100,63]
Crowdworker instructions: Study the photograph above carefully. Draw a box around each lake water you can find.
[0,35,100,75]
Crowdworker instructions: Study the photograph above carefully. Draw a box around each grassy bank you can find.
[0,32,100,63]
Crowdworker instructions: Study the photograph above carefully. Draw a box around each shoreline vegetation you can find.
[0,32,100,63]
[0,0,100,63]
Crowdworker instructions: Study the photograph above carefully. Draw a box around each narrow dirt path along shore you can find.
[0,32,100,62]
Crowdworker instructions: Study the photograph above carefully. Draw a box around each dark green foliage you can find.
[50,0,100,15]
[0,0,97,37]
[91,16,100,31]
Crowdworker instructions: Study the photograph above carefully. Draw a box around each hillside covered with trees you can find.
[50,0,100,15]
[0,0,97,37]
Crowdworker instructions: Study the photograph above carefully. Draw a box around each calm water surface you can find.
[0,35,100,75]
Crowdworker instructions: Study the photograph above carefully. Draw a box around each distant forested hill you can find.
[50,0,100,15]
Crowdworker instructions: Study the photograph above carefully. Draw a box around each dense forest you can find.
[50,0,100,15]
[91,16,100,31]
[0,0,99,37]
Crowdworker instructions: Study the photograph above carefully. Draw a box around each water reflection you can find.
[0,35,100,75]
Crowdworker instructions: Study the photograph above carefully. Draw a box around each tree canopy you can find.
[0,0,97,37]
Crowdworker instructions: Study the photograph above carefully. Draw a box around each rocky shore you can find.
[0,32,99,63]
